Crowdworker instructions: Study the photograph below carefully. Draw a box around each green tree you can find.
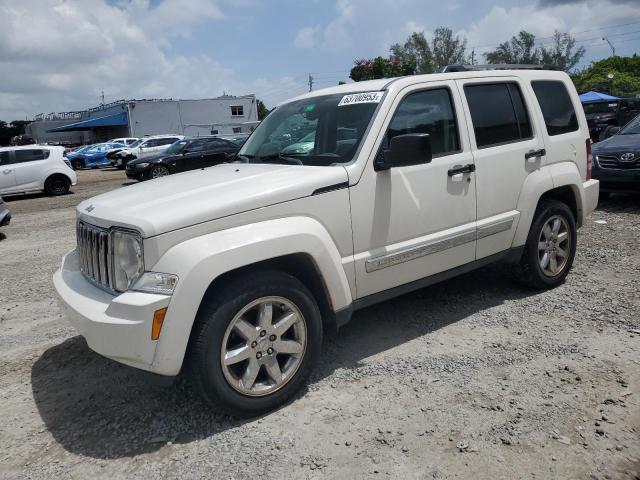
[571,55,640,96]
[349,56,416,82]
[540,31,586,71]
[256,99,269,120]
[485,31,539,65]
[389,27,467,73]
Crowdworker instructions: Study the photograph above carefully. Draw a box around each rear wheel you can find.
[149,165,170,179]
[72,159,84,170]
[44,175,70,196]
[518,200,577,289]
[189,270,322,417]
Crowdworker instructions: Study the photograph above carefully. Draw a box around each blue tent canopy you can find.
[47,112,128,132]
[579,91,620,104]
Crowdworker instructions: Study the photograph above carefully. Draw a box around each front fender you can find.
[148,216,352,375]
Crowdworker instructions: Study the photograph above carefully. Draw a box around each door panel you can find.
[13,149,49,191]
[350,81,477,299]
[457,78,546,259]
[0,151,16,192]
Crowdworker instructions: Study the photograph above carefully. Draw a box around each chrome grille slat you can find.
[597,155,640,170]
[76,220,113,293]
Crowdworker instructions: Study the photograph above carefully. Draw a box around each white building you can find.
[27,95,259,144]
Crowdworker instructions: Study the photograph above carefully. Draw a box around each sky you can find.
[0,0,639,120]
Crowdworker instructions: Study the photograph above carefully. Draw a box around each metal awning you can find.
[46,112,128,132]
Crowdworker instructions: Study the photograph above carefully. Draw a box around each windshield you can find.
[239,91,383,166]
[127,139,144,149]
[165,140,188,154]
[619,115,640,135]
[583,102,618,115]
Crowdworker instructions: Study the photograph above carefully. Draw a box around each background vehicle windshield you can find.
[619,115,640,135]
[583,102,617,114]
[127,139,143,148]
[165,140,188,154]
[239,91,382,166]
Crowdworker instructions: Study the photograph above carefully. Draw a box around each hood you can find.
[77,163,348,237]
[128,153,166,165]
[593,133,640,155]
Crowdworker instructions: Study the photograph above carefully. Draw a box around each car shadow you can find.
[3,191,75,202]
[31,261,539,460]
[121,181,138,186]
[0,231,6,242]
[596,192,640,214]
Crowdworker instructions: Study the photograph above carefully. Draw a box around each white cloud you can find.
[0,0,302,119]
[294,26,320,48]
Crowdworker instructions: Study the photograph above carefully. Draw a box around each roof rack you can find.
[441,64,559,73]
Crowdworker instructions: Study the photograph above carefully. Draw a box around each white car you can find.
[54,66,599,416]
[112,135,184,168]
[1,145,77,196]
[108,137,138,146]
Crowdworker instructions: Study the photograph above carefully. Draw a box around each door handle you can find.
[2,169,12,174]
[525,148,546,160]
[447,163,475,176]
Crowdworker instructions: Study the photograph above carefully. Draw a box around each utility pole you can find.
[602,37,616,57]
[100,90,105,107]
[308,74,314,92]
[471,49,476,65]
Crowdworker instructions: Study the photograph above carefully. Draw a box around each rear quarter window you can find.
[531,81,579,136]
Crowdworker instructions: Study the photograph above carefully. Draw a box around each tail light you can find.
[63,159,73,170]
[586,138,593,181]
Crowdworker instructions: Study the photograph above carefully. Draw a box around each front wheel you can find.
[149,165,170,179]
[189,271,322,417]
[518,200,577,289]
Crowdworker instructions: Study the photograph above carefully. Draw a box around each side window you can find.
[187,140,206,152]
[386,88,460,157]
[531,81,579,136]
[464,83,532,148]
[140,140,154,148]
[160,138,178,146]
[0,152,11,165]
[14,149,48,163]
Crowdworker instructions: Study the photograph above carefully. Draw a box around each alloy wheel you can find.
[538,215,571,277]
[220,296,307,397]
[150,166,169,178]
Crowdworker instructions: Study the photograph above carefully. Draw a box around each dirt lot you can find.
[0,169,638,480]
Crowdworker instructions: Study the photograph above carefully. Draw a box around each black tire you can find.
[148,165,170,179]
[73,159,84,170]
[598,191,611,201]
[188,270,323,417]
[518,200,577,289]
[44,175,70,196]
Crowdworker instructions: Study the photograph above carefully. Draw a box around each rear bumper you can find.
[53,249,173,374]
[582,179,599,219]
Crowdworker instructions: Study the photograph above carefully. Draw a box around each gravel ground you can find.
[0,169,638,480]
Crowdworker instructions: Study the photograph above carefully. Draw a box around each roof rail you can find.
[441,64,560,73]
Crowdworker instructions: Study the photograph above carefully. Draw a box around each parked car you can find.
[10,134,35,146]
[1,145,77,196]
[111,135,185,168]
[592,113,640,196]
[65,145,95,169]
[214,133,250,146]
[104,138,139,166]
[126,136,240,181]
[108,137,138,146]
[587,97,640,142]
[70,142,125,169]
[54,67,598,416]
[0,196,10,227]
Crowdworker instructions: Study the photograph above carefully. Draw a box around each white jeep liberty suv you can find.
[54,66,599,416]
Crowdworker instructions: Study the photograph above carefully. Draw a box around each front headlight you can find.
[111,228,144,292]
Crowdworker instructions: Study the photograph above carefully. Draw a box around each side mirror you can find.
[604,126,621,139]
[375,134,432,171]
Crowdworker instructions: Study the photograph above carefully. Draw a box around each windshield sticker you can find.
[305,104,315,112]
[338,91,384,106]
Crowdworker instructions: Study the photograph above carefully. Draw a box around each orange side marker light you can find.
[151,307,168,340]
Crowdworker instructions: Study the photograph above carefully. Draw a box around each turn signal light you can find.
[151,307,168,340]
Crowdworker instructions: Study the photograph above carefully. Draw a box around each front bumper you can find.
[53,249,173,374]
[125,168,144,180]
[592,165,640,192]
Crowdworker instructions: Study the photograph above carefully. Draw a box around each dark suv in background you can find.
[125,136,240,181]
[592,113,640,196]
[588,97,640,142]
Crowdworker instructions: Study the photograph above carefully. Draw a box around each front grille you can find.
[597,155,640,170]
[77,221,113,291]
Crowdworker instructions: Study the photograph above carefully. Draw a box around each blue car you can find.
[69,142,125,169]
